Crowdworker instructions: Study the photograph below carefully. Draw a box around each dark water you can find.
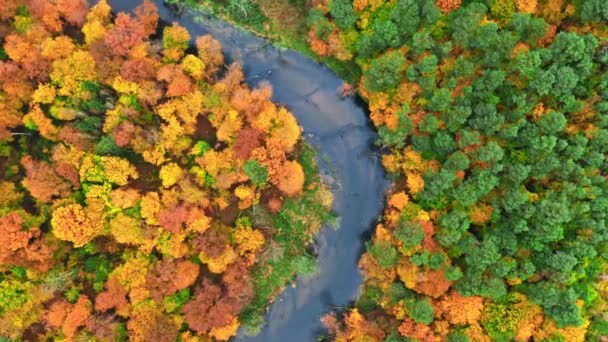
[105,1,390,340]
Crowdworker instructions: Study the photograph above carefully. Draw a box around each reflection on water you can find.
[105,1,390,340]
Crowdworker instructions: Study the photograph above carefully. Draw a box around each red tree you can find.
[104,12,145,56]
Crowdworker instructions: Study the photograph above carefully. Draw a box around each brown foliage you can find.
[183,275,250,335]
[46,300,70,328]
[194,225,229,259]
[0,212,34,261]
[88,40,124,81]
[0,0,22,21]
[134,0,159,36]
[120,57,157,83]
[146,259,200,301]
[398,318,434,340]
[85,314,121,342]
[58,125,94,151]
[62,295,93,340]
[230,82,273,123]
[113,121,136,147]
[127,301,179,342]
[177,260,251,335]
[104,12,145,56]
[21,156,72,202]
[222,260,254,305]
[414,268,452,299]
[54,162,80,188]
[436,0,462,13]
[183,279,224,334]
[233,127,264,160]
[166,72,193,97]
[219,63,244,93]
[3,238,54,272]
[195,35,224,76]
[95,276,128,313]
[158,204,189,234]
[56,0,88,27]
[250,145,287,184]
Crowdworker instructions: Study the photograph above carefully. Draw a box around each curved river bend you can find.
[106,1,390,340]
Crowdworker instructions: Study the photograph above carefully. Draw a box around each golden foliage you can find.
[181,54,205,80]
[397,259,419,290]
[233,225,265,256]
[388,191,409,210]
[199,246,238,274]
[112,254,151,304]
[23,105,59,141]
[79,155,139,186]
[31,84,57,104]
[406,171,425,195]
[436,290,484,325]
[469,203,493,225]
[516,0,537,13]
[49,50,97,96]
[51,203,104,247]
[110,213,143,245]
[216,109,243,142]
[277,160,305,196]
[209,317,239,341]
[159,162,184,188]
[534,316,589,341]
[254,104,301,152]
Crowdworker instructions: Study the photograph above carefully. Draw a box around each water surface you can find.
[106,1,390,340]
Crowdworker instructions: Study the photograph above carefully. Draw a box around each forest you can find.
[197,0,608,340]
[1,0,608,341]
[304,0,608,340]
[0,0,334,340]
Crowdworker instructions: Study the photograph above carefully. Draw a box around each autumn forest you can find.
[1,0,608,341]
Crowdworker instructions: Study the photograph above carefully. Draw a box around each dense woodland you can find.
[0,0,334,340]
[2,0,608,340]
[302,0,608,341]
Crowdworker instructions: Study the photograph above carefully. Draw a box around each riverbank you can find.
[106,1,389,340]
[166,0,362,85]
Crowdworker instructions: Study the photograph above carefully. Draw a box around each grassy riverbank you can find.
[167,0,361,84]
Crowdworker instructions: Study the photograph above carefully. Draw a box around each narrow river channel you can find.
[105,1,390,340]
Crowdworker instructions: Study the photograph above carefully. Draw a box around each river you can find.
[105,1,390,340]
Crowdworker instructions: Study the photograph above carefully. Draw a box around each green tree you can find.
[243,160,268,186]
[369,240,399,268]
[394,219,425,249]
[329,0,356,29]
[579,0,608,23]
[390,0,421,41]
[377,106,413,149]
[364,51,406,91]
[522,281,584,327]
[407,298,434,324]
